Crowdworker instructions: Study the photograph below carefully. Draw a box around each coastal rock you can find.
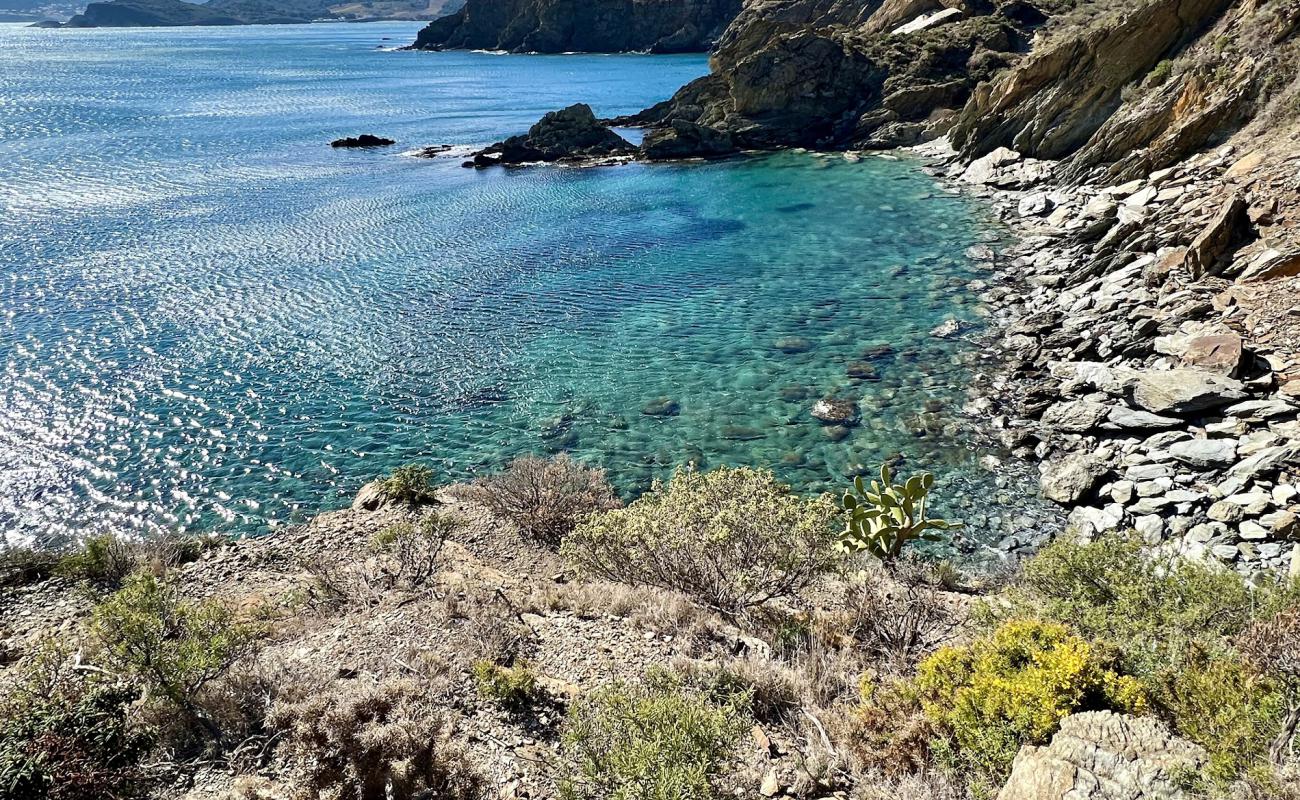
[411,0,740,53]
[331,134,395,148]
[1105,406,1182,430]
[1040,453,1105,504]
[997,711,1205,800]
[641,120,738,160]
[1167,438,1238,469]
[1185,193,1252,279]
[1040,399,1109,433]
[470,104,635,167]
[1129,369,1247,416]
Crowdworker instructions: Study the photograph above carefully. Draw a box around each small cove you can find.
[0,22,1052,547]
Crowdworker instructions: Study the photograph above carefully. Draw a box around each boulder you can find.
[1104,406,1181,430]
[997,711,1205,800]
[1129,369,1247,416]
[1041,399,1109,433]
[1040,453,1105,504]
[352,480,389,511]
[1178,333,1245,376]
[1167,438,1238,468]
[331,134,395,148]
[1185,193,1252,279]
[470,104,636,167]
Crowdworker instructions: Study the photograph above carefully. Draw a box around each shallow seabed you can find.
[0,22,1044,545]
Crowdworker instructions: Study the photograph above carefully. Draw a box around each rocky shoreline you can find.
[912,138,1300,578]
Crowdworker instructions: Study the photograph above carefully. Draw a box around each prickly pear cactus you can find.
[838,464,960,562]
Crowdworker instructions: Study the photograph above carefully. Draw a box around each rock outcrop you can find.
[60,0,459,26]
[330,134,396,148]
[998,711,1206,800]
[468,103,637,167]
[410,0,741,53]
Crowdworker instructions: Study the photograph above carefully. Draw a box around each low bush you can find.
[993,533,1298,678]
[914,618,1146,781]
[844,562,963,671]
[1158,650,1285,785]
[377,463,439,506]
[842,673,935,778]
[0,638,155,800]
[370,514,457,591]
[55,534,139,588]
[561,466,839,614]
[267,678,485,800]
[673,655,803,724]
[472,660,539,710]
[0,545,60,588]
[90,573,263,727]
[472,454,620,546]
[1239,607,1300,765]
[559,668,749,800]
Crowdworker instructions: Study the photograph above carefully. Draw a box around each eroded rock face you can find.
[627,0,1045,152]
[469,104,636,167]
[951,0,1235,161]
[411,0,741,53]
[998,711,1206,800]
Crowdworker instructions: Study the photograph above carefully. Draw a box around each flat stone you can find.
[1229,444,1299,479]
[1223,398,1297,420]
[1240,521,1270,541]
[1110,480,1135,505]
[1105,406,1182,430]
[1042,400,1110,432]
[811,398,860,426]
[1130,369,1247,416]
[1126,463,1174,482]
[1207,500,1243,523]
[1167,438,1238,468]
[1179,333,1244,376]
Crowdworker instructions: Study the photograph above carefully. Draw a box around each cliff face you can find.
[630,0,1300,175]
[411,0,742,53]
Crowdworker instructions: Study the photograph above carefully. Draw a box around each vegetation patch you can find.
[561,466,839,614]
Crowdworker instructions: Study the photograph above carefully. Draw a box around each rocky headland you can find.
[409,0,741,53]
[56,0,461,27]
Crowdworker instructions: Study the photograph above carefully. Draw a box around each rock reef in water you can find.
[410,0,741,53]
[331,134,396,148]
[467,103,637,167]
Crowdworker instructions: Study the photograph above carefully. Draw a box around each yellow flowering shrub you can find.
[914,619,1146,778]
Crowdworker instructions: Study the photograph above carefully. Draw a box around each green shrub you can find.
[471,660,539,711]
[1159,650,1285,785]
[559,668,749,800]
[0,638,154,800]
[914,619,1146,780]
[90,574,263,716]
[377,463,439,506]
[561,466,839,614]
[268,679,485,800]
[994,534,1298,678]
[838,466,961,563]
[56,534,139,588]
[369,514,459,591]
[473,454,621,546]
[0,546,60,588]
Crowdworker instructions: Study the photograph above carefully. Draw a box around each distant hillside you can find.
[411,0,741,53]
[57,0,461,27]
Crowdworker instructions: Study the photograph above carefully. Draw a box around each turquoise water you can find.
[0,22,1018,545]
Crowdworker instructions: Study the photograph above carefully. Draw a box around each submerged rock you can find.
[641,396,681,417]
[811,398,860,426]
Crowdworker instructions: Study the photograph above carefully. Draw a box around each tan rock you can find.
[1179,333,1244,376]
[998,711,1205,800]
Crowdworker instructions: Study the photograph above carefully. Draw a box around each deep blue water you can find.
[0,22,1016,545]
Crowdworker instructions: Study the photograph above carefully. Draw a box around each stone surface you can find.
[1129,369,1247,416]
[997,711,1206,800]
[1041,453,1105,504]
[1167,438,1238,468]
